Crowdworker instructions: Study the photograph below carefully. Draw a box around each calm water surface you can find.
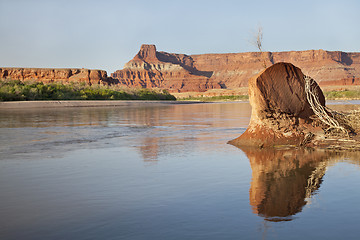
[1,102,360,240]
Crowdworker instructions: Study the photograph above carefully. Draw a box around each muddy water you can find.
[0,101,359,240]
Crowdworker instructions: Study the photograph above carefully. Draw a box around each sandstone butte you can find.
[112,44,360,92]
[1,44,360,93]
[228,62,360,149]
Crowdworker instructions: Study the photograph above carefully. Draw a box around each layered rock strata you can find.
[0,68,114,85]
[191,50,360,89]
[111,44,221,92]
[2,45,360,93]
[111,45,360,92]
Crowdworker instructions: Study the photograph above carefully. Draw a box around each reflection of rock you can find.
[229,62,324,147]
[242,147,330,221]
[237,146,360,221]
[139,135,160,163]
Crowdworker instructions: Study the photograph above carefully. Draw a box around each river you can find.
[1,101,360,240]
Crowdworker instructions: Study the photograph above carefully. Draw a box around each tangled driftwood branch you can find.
[304,75,348,136]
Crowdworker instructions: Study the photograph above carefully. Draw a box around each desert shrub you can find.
[324,90,360,100]
[180,94,249,102]
[0,79,176,101]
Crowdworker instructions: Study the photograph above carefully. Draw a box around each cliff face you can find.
[192,50,360,88]
[111,44,220,92]
[112,45,360,92]
[2,45,359,92]
[0,68,113,85]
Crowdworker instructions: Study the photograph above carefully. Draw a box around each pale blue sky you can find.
[1,0,359,73]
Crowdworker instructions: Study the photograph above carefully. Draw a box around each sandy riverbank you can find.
[0,100,204,109]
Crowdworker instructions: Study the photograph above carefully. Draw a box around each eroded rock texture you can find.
[111,45,360,92]
[228,62,324,147]
[2,45,360,92]
[111,44,221,92]
[0,68,114,85]
[191,50,360,89]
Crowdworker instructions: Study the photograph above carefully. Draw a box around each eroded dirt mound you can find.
[229,62,360,149]
[229,62,321,147]
[249,62,325,120]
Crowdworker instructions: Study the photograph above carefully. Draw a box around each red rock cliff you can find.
[112,45,360,92]
[111,44,221,92]
[192,50,360,88]
[2,45,359,92]
[0,68,113,85]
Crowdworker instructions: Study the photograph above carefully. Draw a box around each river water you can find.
[1,101,360,240]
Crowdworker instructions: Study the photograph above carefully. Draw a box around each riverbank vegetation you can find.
[0,80,176,101]
[179,90,360,102]
[324,90,360,100]
[179,94,249,102]
[2,79,360,102]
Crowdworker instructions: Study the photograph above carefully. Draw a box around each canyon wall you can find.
[112,45,360,92]
[111,44,221,92]
[0,68,114,85]
[192,50,360,89]
[2,45,360,92]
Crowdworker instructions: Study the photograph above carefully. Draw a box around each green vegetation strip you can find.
[182,90,360,102]
[324,90,360,100]
[180,95,249,102]
[0,80,176,101]
[2,79,359,102]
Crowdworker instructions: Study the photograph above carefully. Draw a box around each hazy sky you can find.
[1,0,359,73]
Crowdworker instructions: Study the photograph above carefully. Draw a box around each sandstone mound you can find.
[248,62,325,119]
[229,62,360,148]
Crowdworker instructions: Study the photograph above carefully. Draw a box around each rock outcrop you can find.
[0,68,114,85]
[111,45,360,92]
[111,44,221,92]
[2,45,360,93]
[228,62,360,149]
[191,50,360,89]
[228,62,324,147]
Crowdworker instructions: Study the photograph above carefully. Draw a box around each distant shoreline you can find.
[0,100,204,109]
[1,99,359,110]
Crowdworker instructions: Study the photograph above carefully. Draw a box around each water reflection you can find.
[0,103,251,161]
[236,147,360,222]
[1,102,360,239]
